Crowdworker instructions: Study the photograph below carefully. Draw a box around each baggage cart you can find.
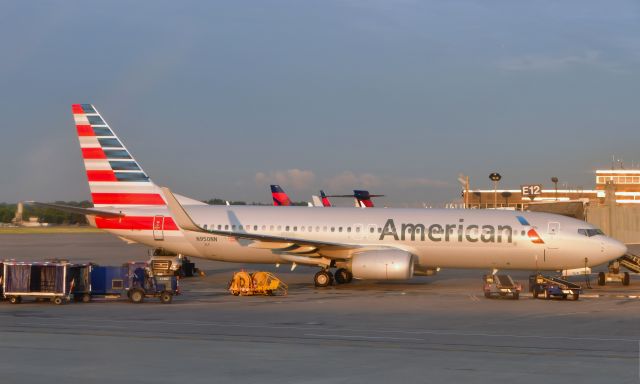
[2,261,71,305]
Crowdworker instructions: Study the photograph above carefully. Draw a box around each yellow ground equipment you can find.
[228,271,288,296]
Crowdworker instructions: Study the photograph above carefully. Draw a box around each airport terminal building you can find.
[463,169,640,209]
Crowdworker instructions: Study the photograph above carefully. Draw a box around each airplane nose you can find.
[606,238,627,260]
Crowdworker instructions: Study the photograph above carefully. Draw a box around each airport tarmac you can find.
[0,233,639,384]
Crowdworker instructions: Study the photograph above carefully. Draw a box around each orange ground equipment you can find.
[228,271,288,296]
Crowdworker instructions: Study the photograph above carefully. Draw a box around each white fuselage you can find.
[93,205,626,271]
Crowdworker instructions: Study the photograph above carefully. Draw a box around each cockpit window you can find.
[578,228,604,237]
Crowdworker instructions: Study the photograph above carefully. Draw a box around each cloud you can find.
[255,169,316,191]
[497,51,613,72]
[325,171,382,191]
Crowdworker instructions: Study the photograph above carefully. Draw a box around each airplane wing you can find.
[161,187,382,262]
[25,201,125,218]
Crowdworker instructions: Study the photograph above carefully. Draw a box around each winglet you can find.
[161,187,205,232]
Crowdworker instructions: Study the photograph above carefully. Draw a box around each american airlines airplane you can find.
[34,104,628,287]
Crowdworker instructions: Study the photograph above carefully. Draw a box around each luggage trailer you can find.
[2,261,72,305]
[529,274,582,300]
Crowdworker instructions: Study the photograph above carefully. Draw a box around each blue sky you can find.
[1,1,639,206]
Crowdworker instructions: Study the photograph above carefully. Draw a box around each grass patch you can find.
[0,226,102,234]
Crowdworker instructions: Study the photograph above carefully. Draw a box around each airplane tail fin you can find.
[320,190,332,207]
[270,185,292,206]
[72,104,166,208]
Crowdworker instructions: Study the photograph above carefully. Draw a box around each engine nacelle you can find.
[349,250,414,280]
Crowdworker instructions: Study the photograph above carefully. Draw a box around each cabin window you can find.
[270,225,274,231]
[378,228,382,233]
[300,226,305,232]
[254,225,258,230]
[293,226,298,231]
[218,225,222,230]
[356,227,360,233]
[370,227,375,233]
[232,225,236,230]
[203,224,208,230]
[286,226,290,231]
[308,226,312,232]
[347,227,351,233]
[316,226,320,232]
[323,226,327,232]
[338,227,343,232]
[225,225,229,230]
[262,225,266,230]
[277,225,282,231]
[331,227,335,232]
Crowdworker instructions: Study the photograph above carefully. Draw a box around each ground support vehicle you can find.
[2,261,71,305]
[529,274,581,300]
[483,274,521,299]
[125,262,179,304]
[229,271,287,296]
[73,262,179,304]
[598,253,639,286]
[149,249,201,277]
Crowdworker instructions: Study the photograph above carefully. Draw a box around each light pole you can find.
[489,172,502,208]
[551,177,559,201]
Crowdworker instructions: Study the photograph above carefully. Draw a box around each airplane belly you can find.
[415,243,543,270]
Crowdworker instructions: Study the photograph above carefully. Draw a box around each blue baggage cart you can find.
[2,261,71,305]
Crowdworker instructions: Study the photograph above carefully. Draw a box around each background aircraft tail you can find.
[271,185,292,206]
[72,104,166,208]
[320,190,332,207]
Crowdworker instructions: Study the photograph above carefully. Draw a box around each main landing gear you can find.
[314,268,353,287]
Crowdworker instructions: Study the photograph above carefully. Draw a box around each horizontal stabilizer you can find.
[26,201,124,217]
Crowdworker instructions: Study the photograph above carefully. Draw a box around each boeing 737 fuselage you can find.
[33,104,628,287]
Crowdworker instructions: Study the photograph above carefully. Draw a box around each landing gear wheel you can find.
[334,268,351,284]
[82,294,91,303]
[543,289,550,300]
[598,272,606,286]
[129,289,145,303]
[513,292,519,300]
[314,270,331,288]
[572,293,580,300]
[160,291,173,304]
[9,296,21,304]
[532,289,538,299]
[623,272,630,286]
[53,297,64,305]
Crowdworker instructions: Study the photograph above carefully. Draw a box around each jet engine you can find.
[349,250,414,280]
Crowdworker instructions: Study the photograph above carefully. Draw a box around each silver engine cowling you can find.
[349,250,414,280]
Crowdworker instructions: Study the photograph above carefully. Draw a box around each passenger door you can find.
[545,221,560,263]
[153,215,165,241]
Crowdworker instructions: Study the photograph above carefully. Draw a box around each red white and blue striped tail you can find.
[72,104,166,208]
[270,184,292,206]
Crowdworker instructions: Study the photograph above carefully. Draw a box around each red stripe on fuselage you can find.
[76,125,94,136]
[95,216,178,230]
[92,193,165,205]
[86,170,117,182]
[82,148,107,159]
